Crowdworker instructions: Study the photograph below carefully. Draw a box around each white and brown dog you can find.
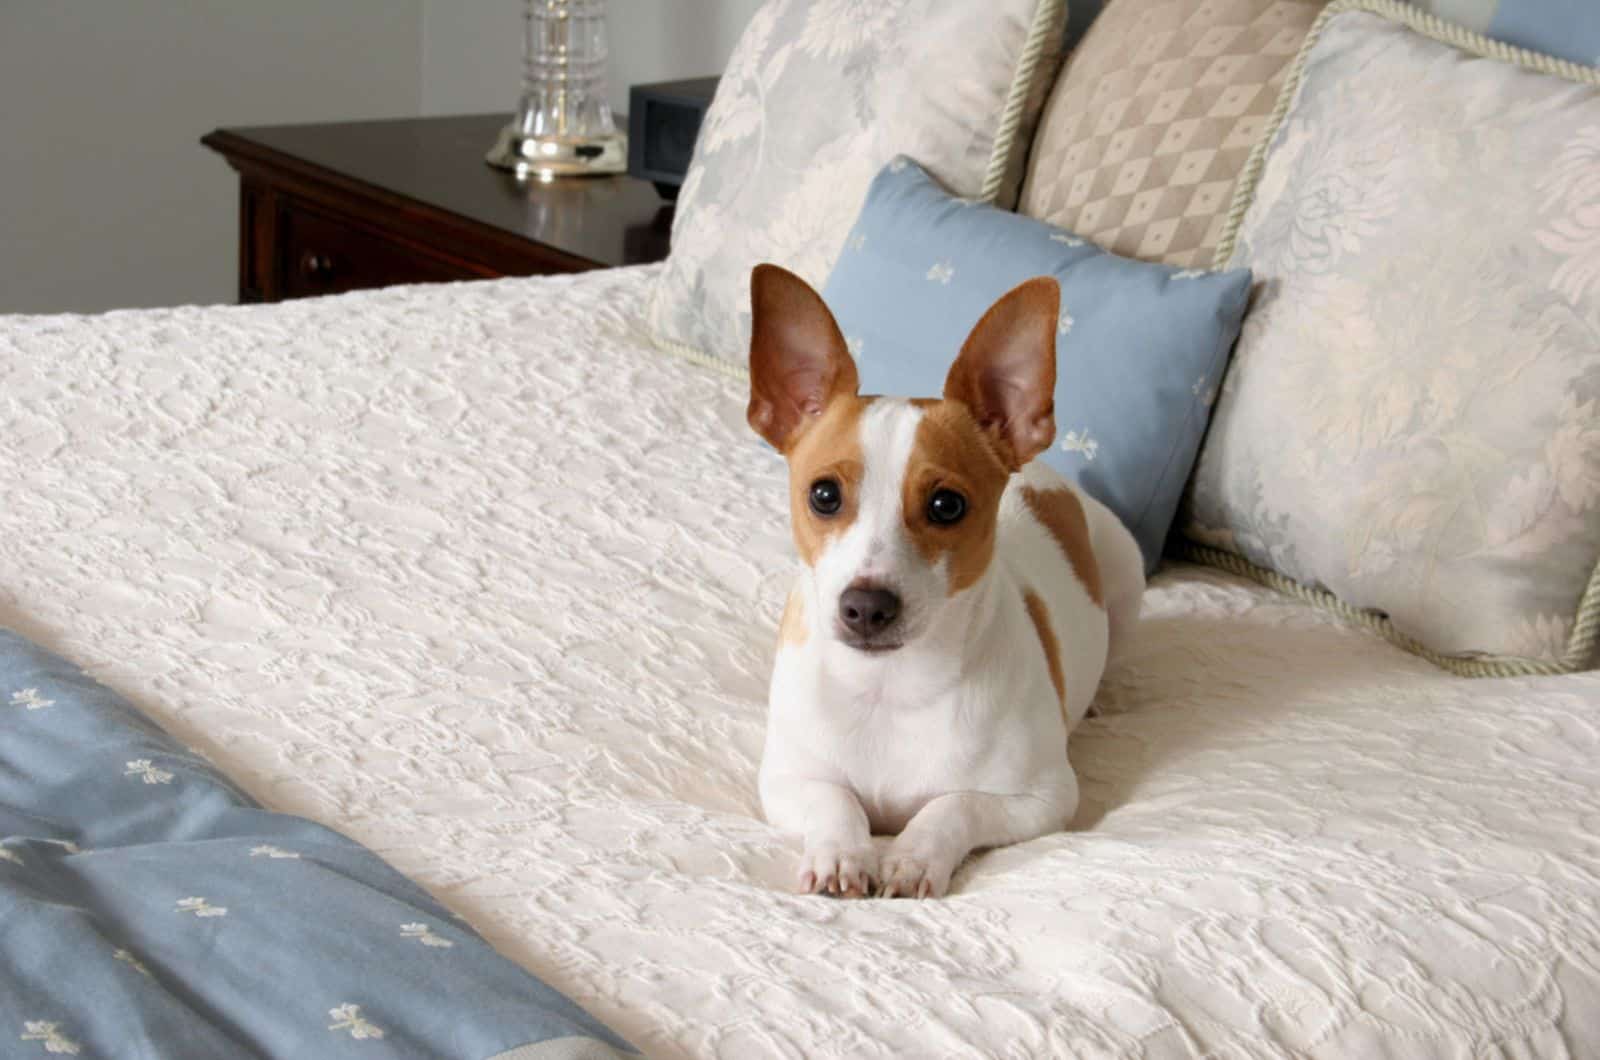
[748,264,1144,899]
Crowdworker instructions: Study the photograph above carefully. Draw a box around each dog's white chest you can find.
[803,671,1023,833]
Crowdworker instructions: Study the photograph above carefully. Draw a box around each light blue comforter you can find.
[0,629,638,1059]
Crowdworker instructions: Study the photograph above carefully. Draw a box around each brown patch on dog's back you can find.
[1023,589,1065,711]
[1022,486,1104,607]
[779,586,807,647]
[784,396,874,566]
[903,402,1012,593]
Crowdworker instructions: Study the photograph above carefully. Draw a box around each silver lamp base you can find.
[485,125,628,179]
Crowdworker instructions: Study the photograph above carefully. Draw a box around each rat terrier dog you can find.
[748,264,1144,899]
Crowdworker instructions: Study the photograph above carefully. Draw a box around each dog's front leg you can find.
[880,789,1073,898]
[763,776,878,897]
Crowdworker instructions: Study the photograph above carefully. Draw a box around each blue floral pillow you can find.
[821,158,1251,573]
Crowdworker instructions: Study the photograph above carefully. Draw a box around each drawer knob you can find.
[299,251,335,281]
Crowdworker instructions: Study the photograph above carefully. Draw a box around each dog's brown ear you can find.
[943,277,1059,470]
[748,264,859,452]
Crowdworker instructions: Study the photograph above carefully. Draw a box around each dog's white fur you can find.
[748,266,1144,898]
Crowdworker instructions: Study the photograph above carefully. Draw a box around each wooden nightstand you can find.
[202,114,672,304]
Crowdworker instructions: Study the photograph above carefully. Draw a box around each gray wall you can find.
[2,1,756,315]
[0,2,424,314]
[420,0,760,117]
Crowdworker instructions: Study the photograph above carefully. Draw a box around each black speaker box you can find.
[627,76,719,200]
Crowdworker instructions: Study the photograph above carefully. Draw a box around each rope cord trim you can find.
[981,0,1069,204]
[1175,541,1587,678]
[649,327,750,380]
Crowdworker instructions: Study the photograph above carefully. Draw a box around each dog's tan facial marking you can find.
[785,396,874,567]
[1022,589,1065,710]
[902,402,1012,594]
[1022,486,1103,607]
[779,586,808,646]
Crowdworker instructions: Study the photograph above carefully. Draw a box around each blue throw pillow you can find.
[821,157,1251,574]
[1489,0,1600,66]
[1416,0,1600,67]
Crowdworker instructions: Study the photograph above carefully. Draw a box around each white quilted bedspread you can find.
[4,266,1600,1059]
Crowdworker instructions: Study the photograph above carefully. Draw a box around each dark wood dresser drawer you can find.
[278,201,480,299]
[203,117,674,305]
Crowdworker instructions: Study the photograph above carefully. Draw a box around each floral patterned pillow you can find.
[1181,0,1600,675]
[647,0,1066,370]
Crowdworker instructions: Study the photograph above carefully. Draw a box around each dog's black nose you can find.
[839,585,901,638]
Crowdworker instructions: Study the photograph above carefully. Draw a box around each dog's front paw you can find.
[798,842,878,898]
[879,840,960,899]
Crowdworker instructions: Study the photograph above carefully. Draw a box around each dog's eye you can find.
[928,489,967,525]
[809,478,843,516]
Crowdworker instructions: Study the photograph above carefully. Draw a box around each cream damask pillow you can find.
[647,0,1066,369]
[1019,0,1325,268]
[1182,0,1600,675]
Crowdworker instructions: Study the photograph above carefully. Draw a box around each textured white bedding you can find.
[4,265,1600,1058]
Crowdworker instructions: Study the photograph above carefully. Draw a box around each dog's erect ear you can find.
[943,276,1059,470]
[748,264,860,452]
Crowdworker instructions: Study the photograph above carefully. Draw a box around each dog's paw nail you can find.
[879,848,950,899]
[799,844,880,899]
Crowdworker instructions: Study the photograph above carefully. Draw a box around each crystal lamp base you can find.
[485,125,628,178]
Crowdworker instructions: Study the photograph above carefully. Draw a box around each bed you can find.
[3,265,1599,1057]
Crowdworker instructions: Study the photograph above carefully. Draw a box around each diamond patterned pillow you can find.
[1018,0,1324,268]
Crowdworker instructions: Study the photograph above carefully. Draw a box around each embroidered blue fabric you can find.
[0,628,637,1059]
